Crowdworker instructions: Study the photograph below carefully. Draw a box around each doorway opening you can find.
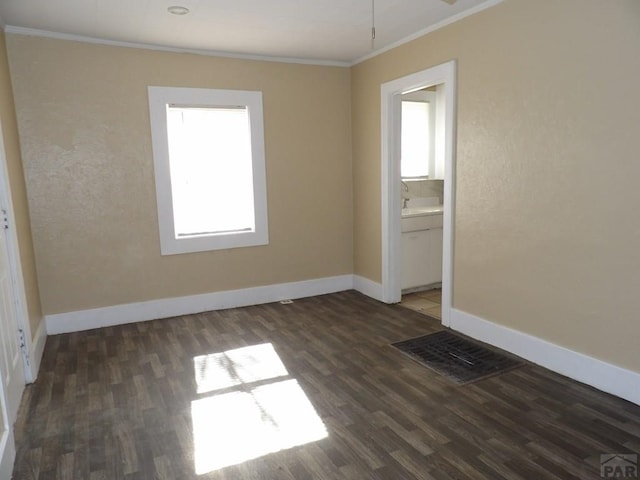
[380,61,456,327]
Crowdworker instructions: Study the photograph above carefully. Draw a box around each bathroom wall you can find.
[403,180,444,205]
[7,34,353,316]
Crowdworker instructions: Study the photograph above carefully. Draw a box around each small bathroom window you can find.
[401,90,436,179]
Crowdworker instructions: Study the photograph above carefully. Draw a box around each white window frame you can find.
[148,86,269,255]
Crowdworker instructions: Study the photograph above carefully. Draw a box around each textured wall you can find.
[7,36,353,315]
[352,0,640,371]
[0,31,42,337]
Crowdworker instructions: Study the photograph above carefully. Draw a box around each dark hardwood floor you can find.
[11,291,640,479]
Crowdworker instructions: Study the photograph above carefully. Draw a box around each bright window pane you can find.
[401,100,430,178]
[166,106,255,238]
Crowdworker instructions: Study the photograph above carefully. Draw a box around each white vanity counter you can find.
[401,204,443,218]
[401,205,443,233]
[400,199,443,290]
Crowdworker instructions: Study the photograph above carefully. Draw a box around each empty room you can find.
[0,0,639,478]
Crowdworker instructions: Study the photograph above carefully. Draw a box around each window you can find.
[148,87,268,255]
[401,100,430,178]
[400,90,436,179]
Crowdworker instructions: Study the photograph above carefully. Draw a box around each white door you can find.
[0,212,24,422]
[0,126,26,478]
[0,373,16,480]
[0,222,22,477]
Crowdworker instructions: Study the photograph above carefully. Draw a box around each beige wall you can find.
[6,35,353,315]
[0,30,42,336]
[352,0,640,371]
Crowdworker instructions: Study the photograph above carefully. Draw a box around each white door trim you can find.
[381,60,456,327]
[0,114,31,480]
[0,119,33,382]
[0,369,16,480]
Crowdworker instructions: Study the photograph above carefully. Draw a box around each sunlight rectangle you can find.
[191,379,327,475]
[193,343,289,394]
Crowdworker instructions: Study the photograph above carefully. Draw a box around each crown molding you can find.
[352,0,504,66]
[4,0,504,68]
[3,25,351,67]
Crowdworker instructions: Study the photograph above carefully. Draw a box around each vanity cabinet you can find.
[401,226,442,290]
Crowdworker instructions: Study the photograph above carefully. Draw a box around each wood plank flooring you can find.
[11,291,640,479]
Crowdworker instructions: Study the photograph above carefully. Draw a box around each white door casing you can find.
[0,116,30,478]
[0,211,24,423]
[0,355,17,479]
[381,60,457,327]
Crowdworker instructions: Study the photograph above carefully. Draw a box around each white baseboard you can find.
[25,319,47,383]
[46,275,356,335]
[45,274,386,335]
[450,308,640,406]
[353,275,384,302]
[37,277,640,406]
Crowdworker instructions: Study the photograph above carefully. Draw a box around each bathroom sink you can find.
[401,206,443,232]
[401,205,443,218]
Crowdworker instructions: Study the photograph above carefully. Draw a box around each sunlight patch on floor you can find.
[191,344,328,475]
[193,343,289,394]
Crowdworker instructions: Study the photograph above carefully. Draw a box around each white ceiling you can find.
[0,0,499,64]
